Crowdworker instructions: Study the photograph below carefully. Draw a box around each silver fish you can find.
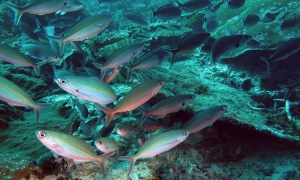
[95,137,120,156]
[3,0,76,25]
[95,80,164,127]
[123,48,170,81]
[23,43,61,63]
[118,129,189,176]
[182,105,226,133]
[48,16,80,28]
[47,13,112,55]
[115,122,139,137]
[0,76,50,122]
[210,34,252,64]
[137,94,195,126]
[55,76,117,104]
[165,32,210,67]
[93,43,144,80]
[0,44,43,75]
[36,130,115,175]
[261,37,300,74]
[123,12,149,25]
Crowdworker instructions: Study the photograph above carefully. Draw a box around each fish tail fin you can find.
[3,2,22,25]
[34,103,52,123]
[46,36,65,55]
[136,107,149,126]
[163,49,176,68]
[118,155,137,176]
[260,57,272,74]
[94,104,114,127]
[123,64,133,82]
[92,62,106,80]
[34,61,48,76]
[96,151,116,175]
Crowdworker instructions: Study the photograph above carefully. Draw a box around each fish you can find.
[140,116,163,131]
[242,14,260,29]
[0,76,50,122]
[47,13,112,55]
[18,21,39,41]
[103,67,122,84]
[118,129,189,176]
[123,12,149,25]
[96,118,122,138]
[182,105,226,133]
[176,0,211,11]
[124,131,146,151]
[79,120,91,136]
[48,16,80,28]
[202,19,218,32]
[123,48,170,81]
[0,44,43,75]
[23,43,61,63]
[210,34,252,64]
[95,80,164,127]
[115,122,140,137]
[280,19,299,31]
[36,130,115,175]
[58,0,84,15]
[260,37,300,74]
[152,4,181,20]
[278,78,300,101]
[3,0,76,25]
[73,98,89,118]
[54,76,117,104]
[227,0,245,9]
[93,43,144,80]
[137,94,195,126]
[95,137,120,156]
[0,22,14,37]
[164,32,210,67]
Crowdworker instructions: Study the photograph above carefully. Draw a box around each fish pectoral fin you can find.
[163,140,178,146]
[75,89,91,97]
[73,160,85,164]
[53,144,64,154]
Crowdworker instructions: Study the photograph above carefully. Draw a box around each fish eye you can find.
[139,45,143,48]
[63,2,69,6]
[108,16,112,20]
[158,81,163,85]
[77,3,81,6]
[190,96,195,99]
[183,131,189,136]
[182,102,185,106]
[45,56,49,59]
[38,131,46,138]
[59,78,67,84]
[221,106,226,111]
[98,141,103,145]
[119,127,123,130]
[54,56,58,59]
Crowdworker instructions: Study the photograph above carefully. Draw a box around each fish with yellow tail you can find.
[36,130,115,175]
[95,80,164,127]
[0,76,50,122]
[118,129,189,176]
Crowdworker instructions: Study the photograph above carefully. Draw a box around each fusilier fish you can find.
[123,48,170,81]
[182,105,226,133]
[95,137,120,156]
[115,122,140,137]
[0,76,50,122]
[36,130,115,175]
[176,0,211,11]
[123,12,149,25]
[118,129,189,176]
[137,94,195,126]
[164,32,210,67]
[0,44,43,75]
[3,0,76,25]
[260,37,300,74]
[48,16,80,28]
[55,76,117,104]
[93,43,144,80]
[152,4,181,20]
[47,13,112,54]
[210,34,252,64]
[23,43,61,63]
[95,80,164,127]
